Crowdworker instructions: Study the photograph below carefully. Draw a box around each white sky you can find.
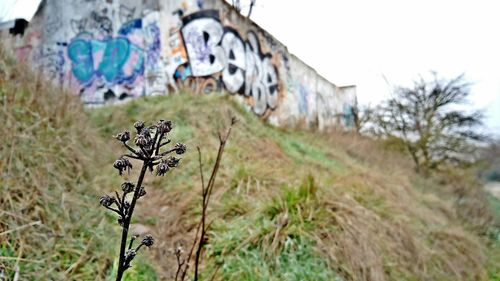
[0,0,40,24]
[234,0,500,136]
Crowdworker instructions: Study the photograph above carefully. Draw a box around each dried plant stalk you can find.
[100,120,186,281]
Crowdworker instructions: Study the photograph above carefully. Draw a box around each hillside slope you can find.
[0,48,153,280]
[89,93,500,280]
[1,47,499,280]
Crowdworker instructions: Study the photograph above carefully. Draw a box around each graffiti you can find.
[119,5,136,24]
[70,19,88,34]
[70,8,114,38]
[67,9,151,104]
[144,23,161,68]
[197,0,204,9]
[89,10,113,35]
[167,31,188,71]
[43,19,61,34]
[38,42,67,83]
[220,28,245,93]
[176,10,280,115]
[143,12,166,96]
[181,11,226,76]
[296,84,309,114]
[244,31,279,114]
[68,37,144,85]
[118,19,142,37]
[316,89,336,130]
[342,104,354,127]
[0,0,360,130]
[66,8,168,102]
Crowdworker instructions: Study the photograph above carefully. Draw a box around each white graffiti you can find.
[221,30,245,93]
[181,16,226,76]
[179,10,279,115]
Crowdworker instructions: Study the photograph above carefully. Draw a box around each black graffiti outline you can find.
[178,10,280,115]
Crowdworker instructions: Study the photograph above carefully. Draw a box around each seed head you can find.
[135,134,149,147]
[113,157,133,175]
[174,143,187,155]
[156,120,172,134]
[141,235,154,247]
[121,182,135,193]
[134,121,145,132]
[175,245,184,257]
[115,131,130,142]
[135,128,152,147]
[156,159,169,176]
[123,201,131,212]
[99,195,115,207]
[137,187,147,198]
[125,249,136,263]
[166,156,180,168]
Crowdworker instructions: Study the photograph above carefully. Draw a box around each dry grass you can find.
[89,92,499,280]
[1,44,498,280]
[0,47,115,280]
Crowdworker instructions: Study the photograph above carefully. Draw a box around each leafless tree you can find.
[372,73,486,172]
[352,98,374,133]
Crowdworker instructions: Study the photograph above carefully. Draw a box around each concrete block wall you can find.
[1,0,356,130]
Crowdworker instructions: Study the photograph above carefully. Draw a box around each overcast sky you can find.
[233,0,500,136]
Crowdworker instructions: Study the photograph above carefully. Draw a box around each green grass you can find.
[488,194,500,218]
[206,177,339,280]
[0,48,116,280]
[106,256,158,281]
[2,46,500,280]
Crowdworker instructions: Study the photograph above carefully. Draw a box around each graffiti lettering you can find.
[181,11,226,76]
[221,28,245,93]
[71,9,113,37]
[143,12,167,96]
[178,10,280,115]
[68,38,144,85]
[119,5,136,24]
[38,43,67,83]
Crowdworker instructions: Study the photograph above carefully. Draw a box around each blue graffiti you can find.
[68,37,144,85]
[297,84,308,114]
[118,19,142,35]
[342,104,354,127]
[197,0,204,9]
[174,64,192,81]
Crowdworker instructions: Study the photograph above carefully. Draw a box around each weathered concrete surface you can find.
[1,0,356,130]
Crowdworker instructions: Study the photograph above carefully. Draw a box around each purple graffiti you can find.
[68,37,144,85]
[145,23,161,68]
[179,10,279,115]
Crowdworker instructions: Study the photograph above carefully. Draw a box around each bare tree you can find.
[478,140,500,181]
[352,98,374,133]
[372,73,486,172]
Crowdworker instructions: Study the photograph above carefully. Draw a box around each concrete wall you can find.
[1,0,356,130]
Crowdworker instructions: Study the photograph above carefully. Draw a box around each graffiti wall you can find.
[0,0,356,130]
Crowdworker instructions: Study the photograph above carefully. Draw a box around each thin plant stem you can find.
[116,162,148,281]
[193,120,234,281]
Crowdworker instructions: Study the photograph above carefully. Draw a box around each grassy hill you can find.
[1,47,499,280]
